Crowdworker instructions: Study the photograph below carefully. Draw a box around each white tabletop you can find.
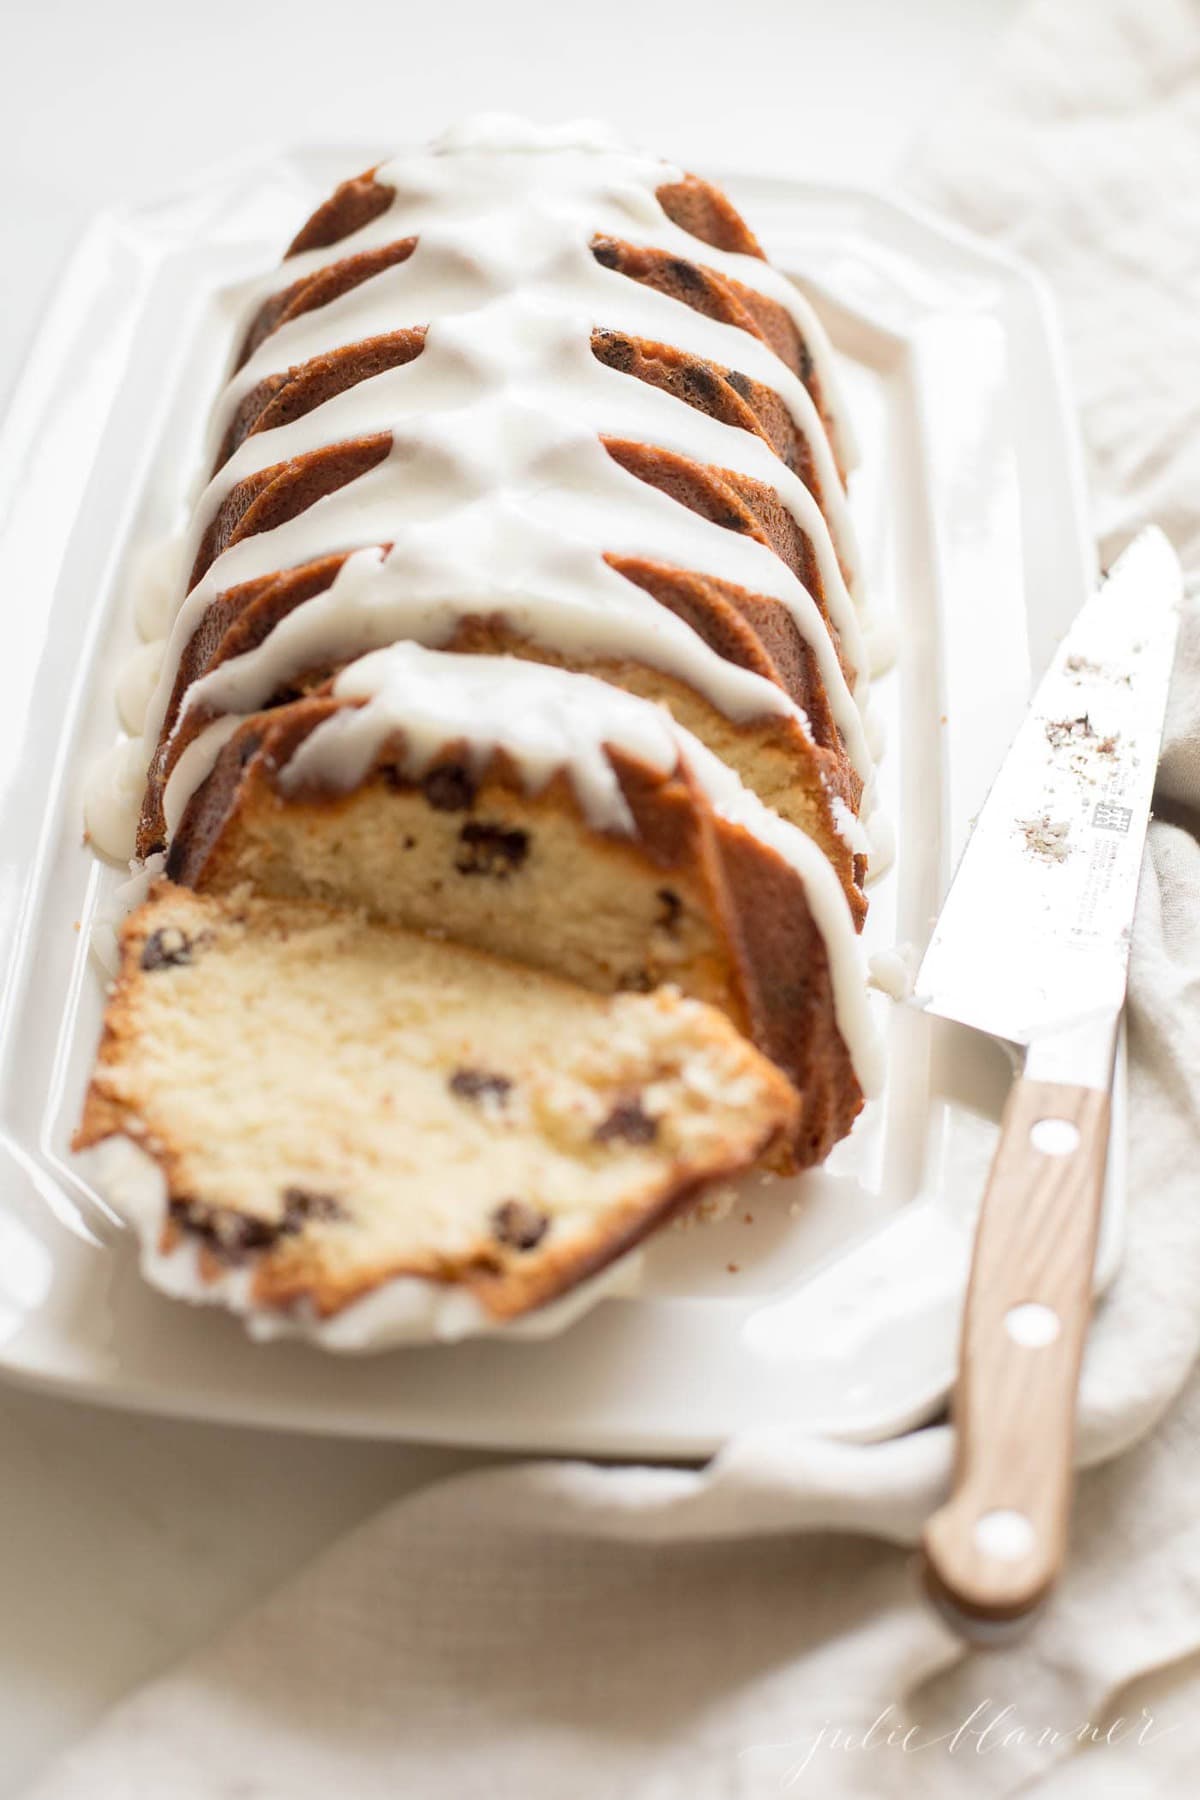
[0,0,1013,1788]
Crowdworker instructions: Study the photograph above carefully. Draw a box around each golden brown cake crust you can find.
[138,555,865,920]
[162,698,864,1167]
[75,884,799,1321]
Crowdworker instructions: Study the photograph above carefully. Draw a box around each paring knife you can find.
[917,526,1182,1631]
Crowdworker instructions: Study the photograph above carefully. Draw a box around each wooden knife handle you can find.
[921,1078,1111,1626]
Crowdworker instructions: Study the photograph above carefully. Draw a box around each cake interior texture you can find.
[161,650,870,1169]
[76,884,799,1319]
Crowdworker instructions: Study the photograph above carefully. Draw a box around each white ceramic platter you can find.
[0,150,1113,1456]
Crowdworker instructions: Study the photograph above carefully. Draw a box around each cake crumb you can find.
[1018,816,1071,863]
[726,1262,740,1274]
[696,1183,738,1224]
[674,1182,739,1229]
[1046,714,1094,749]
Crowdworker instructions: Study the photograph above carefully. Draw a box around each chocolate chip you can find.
[172,1188,344,1264]
[724,369,753,401]
[140,927,193,972]
[171,1199,279,1262]
[449,1067,512,1106]
[594,1098,659,1146]
[455,822,529,877]
[799,341,815,384]
[655,887,682,935]
[281,1187,344,1230]
[616,968,654,994]
[591,238,621,270]
[668,256,705,293]
[423,763,476,812]
[591,328,634,371]
[681,362,720,407]
[236,729,263,768]
[490,1199,550,1251]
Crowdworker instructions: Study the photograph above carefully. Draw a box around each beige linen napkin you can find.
[21,1,1200,1793]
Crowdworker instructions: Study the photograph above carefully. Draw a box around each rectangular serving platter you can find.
[0,149,1114,1456]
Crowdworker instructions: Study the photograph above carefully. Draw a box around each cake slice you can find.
[74,883,798,1332]
[137,541,868,911]
[162,645,879,1168]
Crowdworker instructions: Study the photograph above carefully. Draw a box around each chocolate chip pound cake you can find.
[163,645,877,1165]
[76,885,798,1333]
[79,115,884,1338]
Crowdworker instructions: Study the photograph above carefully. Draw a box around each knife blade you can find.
[918,526,1181,1633]
[918,524,1181,1086]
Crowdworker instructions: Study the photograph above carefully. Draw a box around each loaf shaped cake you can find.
[78,115,883,1335]
[77,885,799,1331]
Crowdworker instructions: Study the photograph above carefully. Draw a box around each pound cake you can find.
[163,644,875,1164]
[77,885,799,1329]
[77,115,883,1338]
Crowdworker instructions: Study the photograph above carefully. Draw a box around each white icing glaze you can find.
[864,806,896,884]
[417,115,859,473]
[81,1134,642,1349]
[830,795,871,859]
[279,644,882,1095]
[116,638,165,735]
[144,115,873,826]
[162,718,242,839]
[84,738,146,863]
[185,540,801,728]
[863,608,898,681]
[130,533,184,639]
[156,535,818,838]
[89,857,166,977]
[868,943,918,1002]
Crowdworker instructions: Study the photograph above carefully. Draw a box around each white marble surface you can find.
[0,0,1014,1790]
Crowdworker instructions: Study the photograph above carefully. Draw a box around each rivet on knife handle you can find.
[921,1077,1111,1625]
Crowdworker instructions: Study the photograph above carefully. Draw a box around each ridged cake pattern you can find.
[110,118,874,802]
[90,114,884,1100]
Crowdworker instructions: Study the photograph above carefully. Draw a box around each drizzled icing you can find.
[142,113,873,825]
[85,739,148,867]
[182,541,800,729]
[91,118,883,1091]
[276,643,882,1094]
[158,536,816,838]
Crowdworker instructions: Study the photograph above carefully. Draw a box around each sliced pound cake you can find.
[77,119,885,1340]
[163,645,878,1169]
[74,883,799,1329]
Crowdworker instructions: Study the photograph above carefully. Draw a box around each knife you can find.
[917,526,1181,1630]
